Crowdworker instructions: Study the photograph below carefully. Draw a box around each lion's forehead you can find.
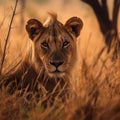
[40,24,73,44]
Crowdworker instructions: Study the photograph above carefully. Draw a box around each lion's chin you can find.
[48,72,65,78]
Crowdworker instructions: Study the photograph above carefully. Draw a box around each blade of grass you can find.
[0,0,19,75]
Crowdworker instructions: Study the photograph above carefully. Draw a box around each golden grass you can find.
[0,55,120,120]
[0,0,120,120]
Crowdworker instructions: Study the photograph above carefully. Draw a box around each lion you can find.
[0,13,83,105]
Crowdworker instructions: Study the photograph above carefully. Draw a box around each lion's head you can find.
[26,14,83,78]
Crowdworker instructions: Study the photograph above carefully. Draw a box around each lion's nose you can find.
[50,61,64,68]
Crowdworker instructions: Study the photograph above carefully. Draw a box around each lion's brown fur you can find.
[0,14,83,105]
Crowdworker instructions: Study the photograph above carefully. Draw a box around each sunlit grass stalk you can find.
[0,0,19,74]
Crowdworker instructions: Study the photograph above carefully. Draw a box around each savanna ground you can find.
[0,0,120,120]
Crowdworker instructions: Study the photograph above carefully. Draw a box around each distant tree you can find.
[63,0,71,5]
[20,0,26,26]
[81,0,120,57]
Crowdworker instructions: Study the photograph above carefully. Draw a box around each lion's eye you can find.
[41,42,49,48]
[63,41,70,48]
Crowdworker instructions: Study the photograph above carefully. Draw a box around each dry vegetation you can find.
[0,0,120,120]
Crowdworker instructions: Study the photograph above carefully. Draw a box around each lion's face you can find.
[26,16,83,78]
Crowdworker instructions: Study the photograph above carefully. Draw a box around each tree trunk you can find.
[81,0,120,57]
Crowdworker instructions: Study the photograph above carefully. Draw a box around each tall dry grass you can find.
[0,52,120,120]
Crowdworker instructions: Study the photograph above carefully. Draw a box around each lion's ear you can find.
[26,19,44,40]
[65,17,83,37]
